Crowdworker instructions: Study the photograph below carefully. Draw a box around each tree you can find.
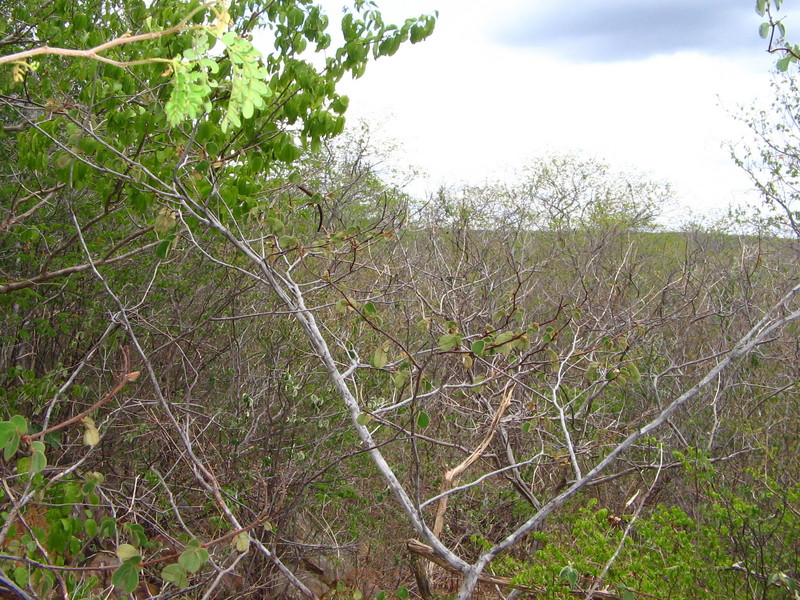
[734,73,800,236]
[0,1,435,598]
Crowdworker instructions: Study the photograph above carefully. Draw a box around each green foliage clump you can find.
[486,500,729,600]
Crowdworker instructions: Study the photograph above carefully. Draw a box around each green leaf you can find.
[125,523,148,547]
[287,6,304,28]
[278,235,298,249]
[112,558,141,594]
[84,518,98,537]
[494,330,515,345]
[470,339,486,356]
[760,22,771,39]
[393,370,409,389]
[155,239,172,260]
[13,566,28,587]
[277,143,301,163]
[161,563,189,588]
[83,478,97,497]
[86,471,105,485]
[493,331,516,356]
[417,411,430,429]
[624,362,642,384]
[84,425,100,447]
[241,98,254,119]
[409,24,426,44]
[370,346,388,369]
[36,570,55,597]
[356,413,372,426]
[233,531,250,552]
[621,591,635,600]
[378,35,401,57]
[154,208,177,233]
[513,333,530,352]
[116,543,140,561]
[9,415,27,434]
[179,540,209,573]
[266,217,285,236]
[15,456,29,476]
[546,347,559,365]
[100,516,116,537]
[438,333,462,351]
[777,55,793,71]
[198,58,219,73]
[4,432,20,461]
[0,421,16,450]
[559,563,579,589]
[756,0,768,16]
[331,95,349,114]
[30,446,46,475]
[335,299,348,314]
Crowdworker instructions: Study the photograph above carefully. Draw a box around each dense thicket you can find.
[1,2,799,600]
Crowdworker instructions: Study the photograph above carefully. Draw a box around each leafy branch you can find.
[757,0,800,70]
[21,369,140,446]
[0,1,218,69]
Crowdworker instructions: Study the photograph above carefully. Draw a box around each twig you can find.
[22,365,139,444]
[0,240,161,294]
[0,3,218,68]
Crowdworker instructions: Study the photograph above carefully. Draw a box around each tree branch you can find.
[0,239,161,294]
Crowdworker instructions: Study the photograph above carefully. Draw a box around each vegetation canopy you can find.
[0,2,799,600]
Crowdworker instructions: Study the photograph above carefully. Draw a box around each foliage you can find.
[484,500,729,599]
[734,74,800,236]
[0,0,436,598]
[758,0,798,72]
[0,3,800,600]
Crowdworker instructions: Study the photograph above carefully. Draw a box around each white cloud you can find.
[317,1,780,213]
[489,0,766,60]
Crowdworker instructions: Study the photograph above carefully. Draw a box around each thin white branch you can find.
[420,452,546,510]
[451,281,800,600]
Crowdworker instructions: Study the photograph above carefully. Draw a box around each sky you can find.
[316,1,783,217]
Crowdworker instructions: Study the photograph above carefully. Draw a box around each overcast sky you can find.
[316,1,782,217]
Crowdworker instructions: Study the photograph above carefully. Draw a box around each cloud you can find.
[490,0,766,62]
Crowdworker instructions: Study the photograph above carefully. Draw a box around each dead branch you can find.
[432,384,514,538]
